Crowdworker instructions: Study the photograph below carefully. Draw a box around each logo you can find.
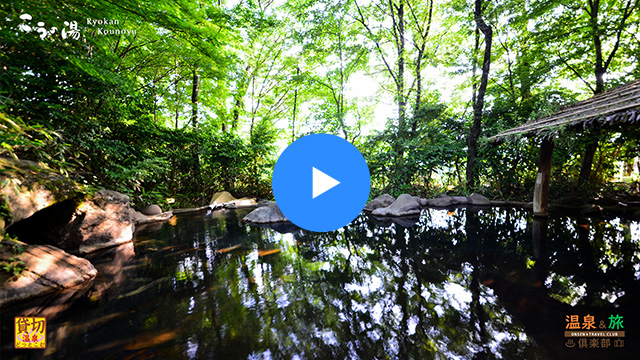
[16,13,136,41]
[564,314,625,349]
[18,14,80,40]
[272,134,370,232]
[15,317,46,349]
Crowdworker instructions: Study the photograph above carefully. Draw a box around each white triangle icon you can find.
[312,167,340,199]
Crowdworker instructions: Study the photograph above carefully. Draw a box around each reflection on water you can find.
[2,208,639,359]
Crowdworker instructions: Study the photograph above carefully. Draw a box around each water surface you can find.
[2,207,639,359]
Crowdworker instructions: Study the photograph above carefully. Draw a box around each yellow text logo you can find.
[14,317,46,349]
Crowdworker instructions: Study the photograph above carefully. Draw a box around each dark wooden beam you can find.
[533,139,554,216]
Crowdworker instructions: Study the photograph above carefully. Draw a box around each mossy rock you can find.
[1,158,80,226]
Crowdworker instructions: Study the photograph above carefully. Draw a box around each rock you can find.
[224,198,258,209]
[452,196,469,205]
[134,211,174,225]
[209,191,257,209]
[7,190,135,254]
[172,206,210,214]
[210,191,238,206]
[0,158,78,226]
[490,200,509,206]
[0,244,97,307]
[243,201,289,223]
[139,204,162,215]
[363,194,395,212]
[371,194,421,217]
[425,195,457,207]
[56,190,136,254]
[467,193,491,206]
[419,198,428,206]
[133,210,148,222]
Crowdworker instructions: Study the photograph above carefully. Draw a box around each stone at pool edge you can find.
[7,190,136,256]
[210,191,238,205]
[0,157,79,226]
[424,193,491,207]
[134,210,174,225]
[0,243,97,307]
[363,194,395,212]
[467,193,491,206]
[209,190,258,209]
[139,204,163,216]
[59,190,136,255]
[371,194,422,217]
[243,201,289,224]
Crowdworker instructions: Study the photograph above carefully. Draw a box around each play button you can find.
[272,134,370,232]
[312,167,340,199]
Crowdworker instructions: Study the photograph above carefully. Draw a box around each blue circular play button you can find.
[272,134,371,232]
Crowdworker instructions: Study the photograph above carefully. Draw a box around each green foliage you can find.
[1,0,638,209]
[0,231,27,279]
[1,255,27,278]
[362,103,466,197]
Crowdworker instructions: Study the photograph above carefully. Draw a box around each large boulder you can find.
[0,158,78,226]
[0,243,97,306]
[243,201,289,223]
[371,194,421,217]
[54,190,136,254]
[467,193,491,206]
[363,194,395,212]
[139,204,162,215]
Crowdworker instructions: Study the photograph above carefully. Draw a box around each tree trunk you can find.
[397,1,406,138]
[411,0,433,130]
[191,68,200,128]
[579,139,598,184]
[191,67,201,190]
[466,0,492,189]
[232,65,251,132]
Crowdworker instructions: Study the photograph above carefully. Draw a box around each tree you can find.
[466,0,493,189]
[293,0,371,142]
[531,0,640,184]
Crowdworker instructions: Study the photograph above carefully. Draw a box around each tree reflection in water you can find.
[1,208,639,359]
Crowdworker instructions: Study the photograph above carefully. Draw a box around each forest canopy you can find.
[1,0,639,207]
